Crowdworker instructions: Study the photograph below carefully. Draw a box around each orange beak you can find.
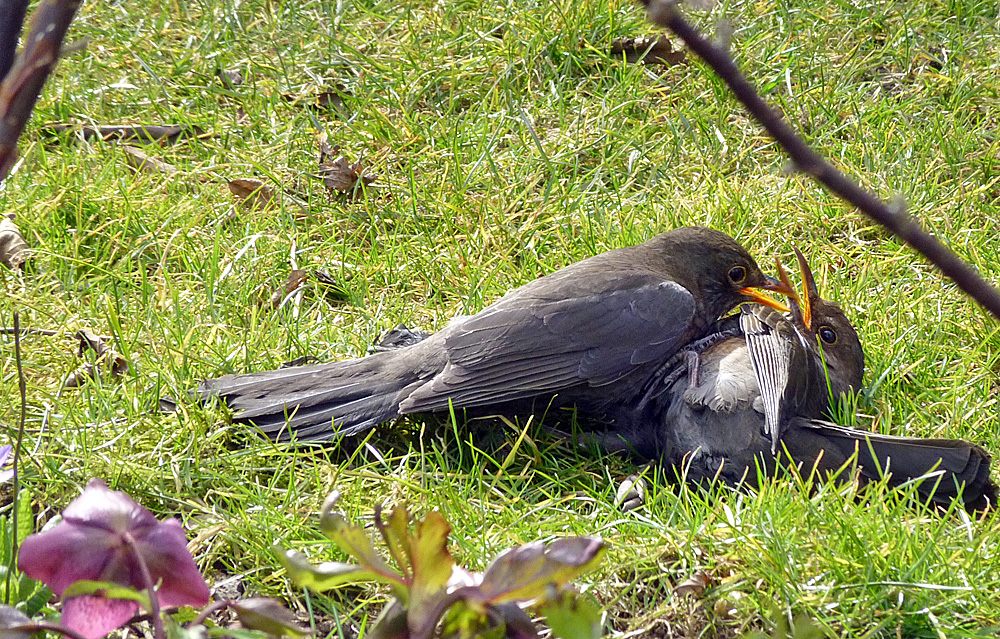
[793,247,816,330]
[740,274,794,313]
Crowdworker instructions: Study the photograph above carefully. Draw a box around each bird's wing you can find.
[398,273,697,413]
[741,305,809,454]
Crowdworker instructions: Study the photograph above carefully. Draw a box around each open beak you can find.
[792,247,817,330]
[740,274,794,313]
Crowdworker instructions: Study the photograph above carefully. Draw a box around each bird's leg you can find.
[634,326,742,412]
[685,349,701,388]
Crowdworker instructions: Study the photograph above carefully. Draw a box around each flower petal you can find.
[138,518,210,607]
[63,479,158,533]
[61,595,138,639]
[18,520,118,595]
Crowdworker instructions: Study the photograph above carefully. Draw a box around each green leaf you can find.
[537,592,602,639]
[318,495,401,584]
[62,580,151,609]
[273,546,402,593]
[407,511,456,639]
[478,538,605,605]
[0,515,10,565]
[381,504,414,577]
[15,489,33,547]
[23,584,53,617]
[232,598,314,638]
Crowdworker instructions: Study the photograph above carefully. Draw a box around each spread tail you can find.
[198,350,427,442]
[783,419,997,512]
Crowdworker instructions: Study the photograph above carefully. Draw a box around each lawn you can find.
[2,0,1000,636]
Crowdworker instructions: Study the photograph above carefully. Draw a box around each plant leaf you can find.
[318,494,401,585]
[62,579,151,607]
[537,591,602,639]
[407,511,455,639]
[0,604,33,639]
[367,599,409,639]
[232,597,313,638]
[273,547,398,592]
[479,538,605,604]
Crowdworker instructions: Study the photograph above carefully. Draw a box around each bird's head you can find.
[775,249,865,396]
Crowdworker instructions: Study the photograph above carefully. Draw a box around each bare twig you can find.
[641,0,1000,321]
[0,0,31,84]
[0,0,82,180]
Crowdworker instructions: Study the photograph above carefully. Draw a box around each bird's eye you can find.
[728,266,747,284]
[818,326,837,345]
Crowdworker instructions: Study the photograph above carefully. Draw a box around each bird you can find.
[197,226,794,442]
[641,250,996,511]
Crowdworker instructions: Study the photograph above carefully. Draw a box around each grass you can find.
[2,0,1000,636]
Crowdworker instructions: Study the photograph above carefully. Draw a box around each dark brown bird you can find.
[197,226,793,442]
[650,251,996,511]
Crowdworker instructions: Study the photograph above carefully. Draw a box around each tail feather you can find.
[784,419,997,511]
[198,350,425,442]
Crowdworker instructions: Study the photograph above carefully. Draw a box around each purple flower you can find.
[18,479,210,639]
[0,445,13,484]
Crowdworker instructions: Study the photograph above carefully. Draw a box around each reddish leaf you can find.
[479,537,605,604]
[228,178,279,211]
[317,143,375,195]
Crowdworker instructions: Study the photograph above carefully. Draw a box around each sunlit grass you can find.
[2,0,1000,636]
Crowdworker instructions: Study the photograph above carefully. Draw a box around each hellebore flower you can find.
[0,445,13,484]
[18,479,210,639]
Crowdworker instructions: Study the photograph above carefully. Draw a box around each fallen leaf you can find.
[217,67,244,89]
[673,570,713,598]
[280,355,319,369]
[64,330,129,388]
[45,124,209,144]
[317,143,375,196]
[281,87,351,115]
[0,214,28,269]
[610,36,685,66]
[265,269,310,309]
[228,178,279,211]
[121,146,177,176]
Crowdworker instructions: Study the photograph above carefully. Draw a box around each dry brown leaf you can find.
[610,36,685,66]
[121,146,177,176]
[46,124,209,144]
[228,178,279,211]
[318,143,375,196]
[0,213,28,269]
[63,330,129,388]
[281,87,351,115]
[265,269,310,309]
[673,570,713,598]
[217,67,244,89]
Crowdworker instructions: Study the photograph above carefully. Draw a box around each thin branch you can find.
[0,0,82,181]
[641,0,1000,321]
[0,0,31,84]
